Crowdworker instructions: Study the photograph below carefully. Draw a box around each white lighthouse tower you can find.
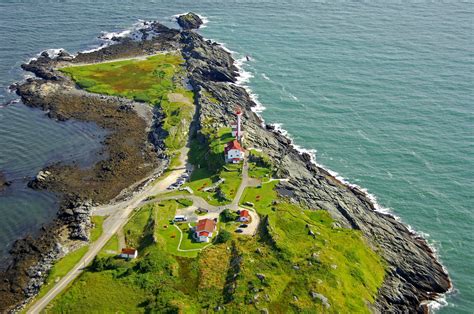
[231,107,243,141]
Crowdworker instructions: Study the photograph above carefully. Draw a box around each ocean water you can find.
[0,1,471,312]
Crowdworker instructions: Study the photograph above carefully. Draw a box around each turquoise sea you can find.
[0,1,472,312]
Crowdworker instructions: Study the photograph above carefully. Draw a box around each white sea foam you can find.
[214,22,450,308]
[261,73,270,80]
[80,19,165,55]
[289,92,298,101]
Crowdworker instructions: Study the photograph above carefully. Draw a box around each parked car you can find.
[167,184,177,190]
[239,224,248,228]
[235,229,243,233]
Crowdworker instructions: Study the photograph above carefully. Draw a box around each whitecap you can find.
[289,92,298,101]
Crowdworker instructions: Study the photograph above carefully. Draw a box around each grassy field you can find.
[60,53,194,153]
[45,271,148,313]
[47,193,385,313]
[238,181,385,313]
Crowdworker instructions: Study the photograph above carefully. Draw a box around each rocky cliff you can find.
[0,17,450,313]
[177,28,451,313]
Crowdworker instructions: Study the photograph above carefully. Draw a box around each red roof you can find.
[196,219,216,233]
[240,210,250,218]
[225,140,244,153]
[198,231,210,237]
[121,248,137,255]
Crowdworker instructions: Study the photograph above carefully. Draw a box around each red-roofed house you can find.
[238,210,250,222]
[120,248,138,259]
[225,140,244,163]
[195,218,217,242]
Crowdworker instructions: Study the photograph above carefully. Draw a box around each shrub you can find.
[220,209,238,222]
[89,256,119,272]
[215,230,232,244]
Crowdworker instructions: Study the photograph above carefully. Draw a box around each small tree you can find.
[220,209,238,222]
[215,230,232,244]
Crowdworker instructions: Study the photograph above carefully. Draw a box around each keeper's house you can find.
[225,140,244,163]
[194,218,217,242]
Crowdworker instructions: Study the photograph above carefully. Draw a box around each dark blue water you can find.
[0,1,471,312]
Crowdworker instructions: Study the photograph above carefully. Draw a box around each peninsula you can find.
[0,13,450,313]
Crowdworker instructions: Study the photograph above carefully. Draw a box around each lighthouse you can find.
[231,107,243,141]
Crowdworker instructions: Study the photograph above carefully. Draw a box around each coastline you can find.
[233,58,452,311]
[178,17,451,311]
[0,15,451,312]
[225,33,453,311]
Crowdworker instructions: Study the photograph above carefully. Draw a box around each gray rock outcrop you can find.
[177,12,203,30]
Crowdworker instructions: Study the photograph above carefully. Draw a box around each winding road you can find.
[27,150,260,313]
[26,146,190,313]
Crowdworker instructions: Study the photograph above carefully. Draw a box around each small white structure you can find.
[195,218,217,242]
[120,248,138,259]
[173,215,188,222]
[225,140,244,163]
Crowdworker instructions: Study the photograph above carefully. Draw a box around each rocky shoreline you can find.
[0,24,177,312]
[177,14,451,312]
[0,13,450,313]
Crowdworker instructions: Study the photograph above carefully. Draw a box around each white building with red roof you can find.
[195,218,217,242]
[120,248,138,259]
[225,139,244,163]
[238,210,250,222]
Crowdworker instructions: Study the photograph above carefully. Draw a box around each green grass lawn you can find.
[124,205,154,250]
[176,223,212,251]
[248,149,274,181]
[240,180,279,214]
[90,215,105,242]
[45,271,148,313]
[60,54,183,104]
[99,234,120,257]
[60,53,194,152]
